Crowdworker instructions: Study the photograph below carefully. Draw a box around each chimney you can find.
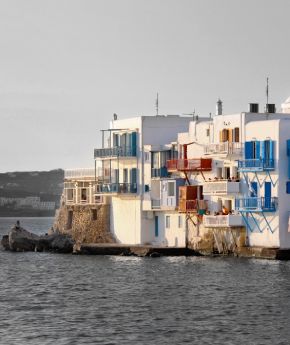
[216,99,223,116]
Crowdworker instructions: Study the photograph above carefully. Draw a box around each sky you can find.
[1,0,290,172]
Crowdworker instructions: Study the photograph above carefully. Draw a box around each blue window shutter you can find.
[245,141,253,159]
[131,132,137,156]
[113,134,118,147]
[131,168,137,184]
[255,141,260,159]
[269,140,274,161]
[287,140,290,156]
[286,182,290,194]
[288,159,290,179]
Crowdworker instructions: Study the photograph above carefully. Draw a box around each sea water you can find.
[0,217,290,345]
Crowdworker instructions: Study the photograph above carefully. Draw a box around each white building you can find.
[62,96,290,253]
[93,115,192,246]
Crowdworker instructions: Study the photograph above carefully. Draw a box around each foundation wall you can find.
[54,203,114,245]
[187,217,246,254]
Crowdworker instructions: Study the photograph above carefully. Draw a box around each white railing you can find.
[204,142,243,155]
[203,181,240,195]
[203,215,244,227]
[64,168,97,179]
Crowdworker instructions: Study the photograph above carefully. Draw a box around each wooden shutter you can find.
[228,129,233,143]
[234,127,240,142]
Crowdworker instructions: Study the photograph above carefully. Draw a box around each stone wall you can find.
[186,215,246,255]
[54,203,115,245]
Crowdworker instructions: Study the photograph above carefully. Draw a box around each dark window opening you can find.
[92,209,98,221]
[67,210,73,230]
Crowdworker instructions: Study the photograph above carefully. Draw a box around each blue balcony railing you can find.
[94,146,136,158]
[237,159,274,171]
[95,183,137,194]
[151,167,169,178]
[235,197,276,212]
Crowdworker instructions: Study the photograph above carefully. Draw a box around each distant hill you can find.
[0,169,64,216]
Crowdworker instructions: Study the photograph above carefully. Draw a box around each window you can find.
[178,216,182,228]
[250,182,258,197]
[123,169,128,183]
[220,129,229,142]
[224,167,231,179]
[166,216,170,228]
[81,188,87,201]
[234,127,240,142]
[67,189,74,201]
[206,128,210,137]
[168,181,175,197]
[144,152,150,162]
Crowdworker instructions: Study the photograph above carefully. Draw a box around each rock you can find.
[1,235,9,250]
[1,226,74,253]
[8,226,40,252]
[49,234,74,253]
[37,233,74,253]
[149,252,161,258]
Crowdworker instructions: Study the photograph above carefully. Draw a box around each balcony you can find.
[235,197,277,212]
[151,167,169,178]
[204,142,243,156]
[64,168,96,180]
[237,159,274,172]
[94,146,136,159]
[95,183,137,194]
[178,199,208,213]
[151,199,161,209]
[167,158,212,172]
[203,215,244,228]
[203,180,240,195]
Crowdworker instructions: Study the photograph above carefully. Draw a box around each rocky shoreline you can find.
[1,225,74,253]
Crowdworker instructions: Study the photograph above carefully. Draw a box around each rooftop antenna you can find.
[155,92,159,115]
[182,109,196,121]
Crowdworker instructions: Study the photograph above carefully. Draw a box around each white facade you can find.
[94,115,192,246]
[64,97,290,251]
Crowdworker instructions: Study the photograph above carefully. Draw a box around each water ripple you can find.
[1,218,290,344]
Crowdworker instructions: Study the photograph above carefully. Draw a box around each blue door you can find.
[155,216,159,237]
[264,182,271,209]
